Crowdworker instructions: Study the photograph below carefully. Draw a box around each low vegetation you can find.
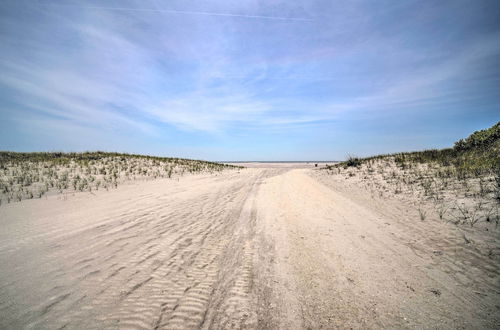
[0,151,240,205]
[325,122,500,229]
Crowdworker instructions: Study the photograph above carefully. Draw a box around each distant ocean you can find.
[220,161,339,163]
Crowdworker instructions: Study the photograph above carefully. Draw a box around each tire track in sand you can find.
[0,170,270,329]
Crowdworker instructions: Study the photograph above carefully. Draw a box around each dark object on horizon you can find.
[315,163,318,167]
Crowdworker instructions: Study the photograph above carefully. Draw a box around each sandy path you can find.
[0,167,497,329]
[256,169,498,329]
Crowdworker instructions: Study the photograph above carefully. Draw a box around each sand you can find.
[0,164,498,329]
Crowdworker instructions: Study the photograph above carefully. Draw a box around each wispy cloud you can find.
[1,0,499,159]
[37,2,314,21]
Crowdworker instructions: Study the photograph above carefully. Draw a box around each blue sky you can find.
[0,0,499,161]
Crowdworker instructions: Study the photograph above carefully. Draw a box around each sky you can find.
[0,0,499,161]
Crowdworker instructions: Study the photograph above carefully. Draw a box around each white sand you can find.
[0,165,498,329]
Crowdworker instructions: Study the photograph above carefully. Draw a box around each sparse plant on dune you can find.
[494,168,500,202]
[345,155,362,168]
[436,203,449,221]
[456,201,483,227]
[494,205,500,228]
[484,205,496,224]
[418,205,427,221]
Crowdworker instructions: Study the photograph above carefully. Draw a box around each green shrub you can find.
[454,122,500,151]
[345,156,362,168]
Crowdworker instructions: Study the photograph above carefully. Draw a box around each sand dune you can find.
[0,166,498,329]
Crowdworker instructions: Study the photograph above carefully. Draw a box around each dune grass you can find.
[336,122,499,178]
[325,122,499,228]
[0,151,240,205]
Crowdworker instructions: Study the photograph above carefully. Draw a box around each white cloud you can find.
[1,0,498,156]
